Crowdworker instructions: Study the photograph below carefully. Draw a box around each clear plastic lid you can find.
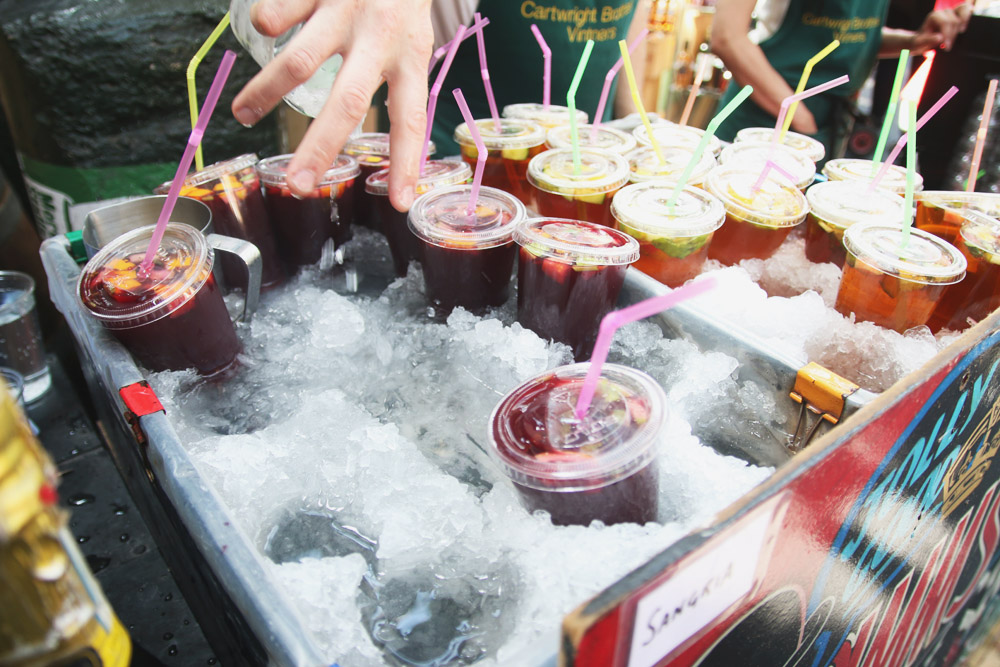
[78,223,211,330]
[611,181,725,238]
[513,218,639,266]
[960,210,1000,264]
[407,185,526,249]
[526,148,630,195]
[735,127,826,163]
[454,118,546,150]
[805,180,905,232]
[182,153,259,187]
[502,102,588,129]
[914,191,1000,218]
[365,159,471,196]
[625,145,717,184]
[632,121,722,157]
[718,141,816,191]
[488,363,666,491]
[545,124,638,154]
[704,165,809,228]
[257,154,360,187]
[843,222,967,285]
[823,158,924,195]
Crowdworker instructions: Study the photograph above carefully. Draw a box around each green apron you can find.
[431,0,638,156]
[714,0,890,154]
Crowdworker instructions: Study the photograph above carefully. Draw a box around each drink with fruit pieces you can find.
[79,224,243,376]
[514,218,639,360]
[502,102,588,130]
[735,127,826,163]
[156,153,284,289]
[717,142,816,192]
[488,363,665,526]
[927,211,1000,331]
[544,124,637,155]
[611,181,724,286]
[834,222,966,333]
[823,158,923,197]
[527,148,629,228]
[804,180,904,267]
[624,145,716,186]
[633,120,723,158]
[367,160,472,277]
[913,191,1000,246]
[408,185,525,314]
[703,164,808,265]
[454,118,546,207]
[257,154,359,269]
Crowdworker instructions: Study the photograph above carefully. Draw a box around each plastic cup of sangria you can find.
[366,160,472,277]
[407,184,526,314]
[624,145,717,186]
[703,164,809,265]
[513,218,639,360]
[155,153,284,290]
[502,102,588,130]
[822,158,924,197]
[454,118,546,207]
[913,191,1000,247]
[611,181,724,286]
[718,141,816,192]
[527,148,630,228]
[804,180,904,267]
[488,362,666,526]
[78,223,262,376]
[544,124,637,155]
[257,154,359,269]
[927,211,1000,332]
[633,120,723,158]
[734,127,826,164]
[834,222,967,333]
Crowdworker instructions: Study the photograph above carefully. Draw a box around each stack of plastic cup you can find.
[527,148,630,227]
[804,180,904,266]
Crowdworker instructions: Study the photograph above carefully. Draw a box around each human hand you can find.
[912,4,972,54]
[232,0,434,211]
[789,104,818,135]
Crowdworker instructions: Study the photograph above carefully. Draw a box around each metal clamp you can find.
[788,362,860,453]
[119,381,165,482]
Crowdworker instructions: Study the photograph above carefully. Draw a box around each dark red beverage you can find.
[514,219,638,360]
[488,363,665,526]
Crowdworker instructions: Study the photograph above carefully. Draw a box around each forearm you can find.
[713,34,794,119]
[879,28,915,57]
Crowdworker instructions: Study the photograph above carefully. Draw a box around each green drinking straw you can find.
[667,85,754,209]
[902,99,917,250]
[188,12,231,172]
[567,40,595,175]
[870,49,909,177]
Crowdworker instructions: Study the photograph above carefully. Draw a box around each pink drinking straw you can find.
[420,24,466,174]
[428,15,489,75]
[453,88,486,215]
[678,54,711,128]
[473,12,501,132]
[967,79,997,192]
[574,278,717,418]
[770,75,849,151]
[590,28,648,142]
[141,50,236,273]
[530,24,552,109]
[751,159,798,193]
[869,85,959,192]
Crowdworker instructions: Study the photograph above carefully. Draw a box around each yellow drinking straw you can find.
[619,39,664,165]
[780,39,839,140]
[188,12,232,171]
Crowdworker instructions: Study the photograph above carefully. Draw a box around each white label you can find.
[628,509,772,667]
[22,174,73,237]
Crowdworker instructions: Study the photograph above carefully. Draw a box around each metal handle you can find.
[206,233,262,323]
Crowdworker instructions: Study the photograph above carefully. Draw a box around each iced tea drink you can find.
[718,142,816,191]
[454,118,546,207]
[502,102,588,130]
[734,127,825,164]
[78,224,247,376]
[927,211,1000,331]
[488,363,665,526]
[513,218,639,360]
[823,158,924,197]
[624,145,716,186]
[913,191,1000,246]
[156,153,284,289]
[544,124,637,155]
[408,185,526,313]
[633,120,722,158]
[804,180,904,267]
[834,222,967,333]
[257,154,359,269]
[366,160,472,277]
[703,165,808,265]
[611,181,724,286]
[527,148,630,228]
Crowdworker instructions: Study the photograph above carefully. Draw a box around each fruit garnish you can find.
[578,191,606,205]
[651,233,710,259]
[541,257,573,284]
[502,147,530,161]
[534,451,594,463]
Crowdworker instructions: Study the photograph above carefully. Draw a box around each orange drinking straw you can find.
[188,12,231,171]
[679,55,711,128]
[967,79,998,193]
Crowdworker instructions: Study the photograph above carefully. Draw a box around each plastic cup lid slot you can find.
[843,221,967,285]
[454,119,546,150]
[366,159,471,196]
[805,180,905,232]
[705,165,809,228]
[513,217,639,265]
[407,185,526,249]
[527,148,630,195]
[611,181,725,238]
